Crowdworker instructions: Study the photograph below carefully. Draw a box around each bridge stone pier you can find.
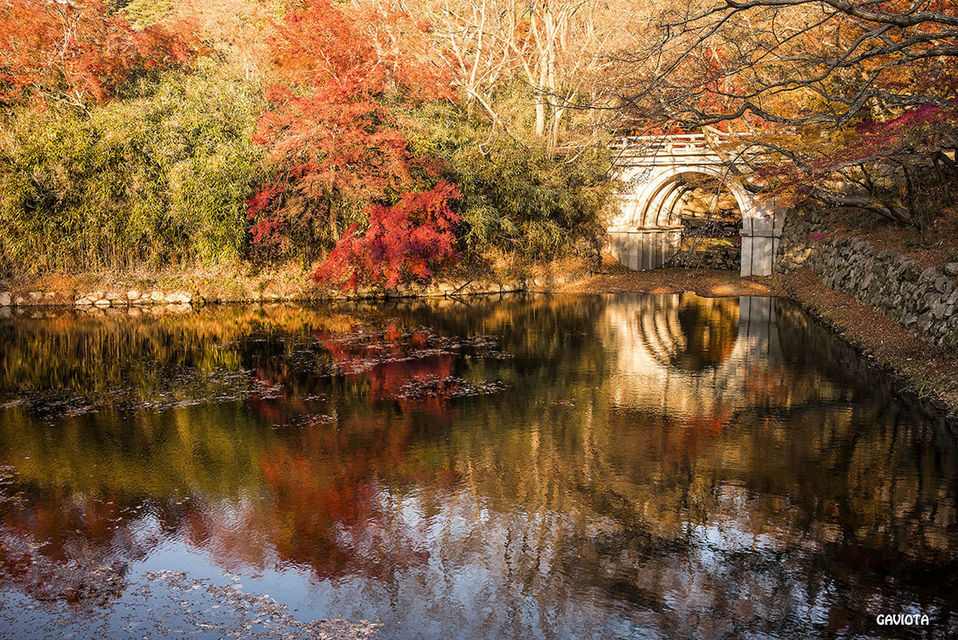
[609,135,785,277]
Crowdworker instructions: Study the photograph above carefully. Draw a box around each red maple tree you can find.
[246,0,459,284]
[247,84,416,260]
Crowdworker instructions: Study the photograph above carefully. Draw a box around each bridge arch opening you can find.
[662,172,742,269]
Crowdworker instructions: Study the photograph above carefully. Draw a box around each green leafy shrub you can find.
[0,67,263,275]
[402,102,615,263]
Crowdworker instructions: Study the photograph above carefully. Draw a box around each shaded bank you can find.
[780,269,958,420]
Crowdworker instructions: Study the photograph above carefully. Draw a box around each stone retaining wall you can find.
[0,274,580,312]
[778,212,958,350]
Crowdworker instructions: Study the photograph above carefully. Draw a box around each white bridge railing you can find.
[612,133,716,154]
[611,133,769,166]
[611,132,749,152]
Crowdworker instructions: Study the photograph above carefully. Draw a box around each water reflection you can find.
[0,295,956,639]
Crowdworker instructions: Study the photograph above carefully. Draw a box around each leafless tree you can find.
[418,0,641,152]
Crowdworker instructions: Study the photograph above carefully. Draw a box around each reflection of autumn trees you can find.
[435,398,958,635]
[0,306,325,406]
[0,296,957,634]
[317,324,458,417]
[254,418,446,579]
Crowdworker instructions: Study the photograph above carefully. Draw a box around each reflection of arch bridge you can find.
[603,295,784,418]
[609,135,784,276]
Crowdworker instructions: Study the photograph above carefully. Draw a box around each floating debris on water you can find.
[0,567,381,639]
[394,375,506,400]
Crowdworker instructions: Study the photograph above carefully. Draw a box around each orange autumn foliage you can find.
[247,0,460,284]
[0,0,200,106]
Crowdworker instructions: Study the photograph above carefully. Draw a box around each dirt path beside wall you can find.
[557,266,787,298]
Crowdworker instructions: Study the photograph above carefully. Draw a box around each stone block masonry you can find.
[778,213,958,350]
[0,273,582,314]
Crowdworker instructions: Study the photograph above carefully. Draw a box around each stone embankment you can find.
[0,289,198,317]
[779,213,958,350]
[74,289,194,308]
[0,275,579,315]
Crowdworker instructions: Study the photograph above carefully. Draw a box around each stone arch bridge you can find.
[608,134,784,277]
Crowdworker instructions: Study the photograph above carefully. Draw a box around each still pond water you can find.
[0,294,956,639]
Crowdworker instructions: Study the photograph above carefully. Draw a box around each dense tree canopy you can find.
[246,0,453,272]
[0,0,954,280]
[0,0,200,106]
[0,0,618,283]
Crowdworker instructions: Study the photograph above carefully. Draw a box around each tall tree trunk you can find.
[534,45,547,139]
[534,93,546,138]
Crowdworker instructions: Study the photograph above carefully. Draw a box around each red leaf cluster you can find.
[758,103,958,196]
[254,90,413,201]
[313,181,462,290]
[246,85,420,259]
[0,0,200,106]
[268,0,382,96]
